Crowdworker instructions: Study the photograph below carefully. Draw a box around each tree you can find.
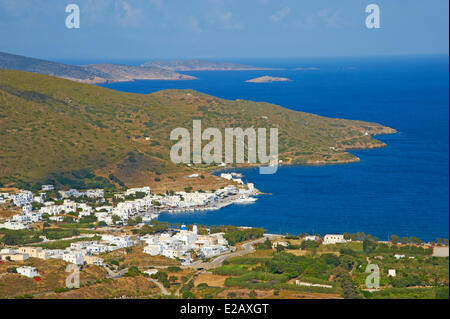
[197,283,209,289]
[363,238,377,254]
[112,215,121,224]
[167,266,182,273]
[390,235,400,244]
[134,192,146,199]
[401,237,409,245]
[332,266,361,299]
[7,267,17,273]
[127,218,137,226]
[276,245,285,253]
[257,238,272,250]
[357,232,366,241]
[62,216,74,223]
[124,266,142,277]
[32,202,43,211]
[182,291,195,299]
[300,240,319,250]
[409,236,422,245]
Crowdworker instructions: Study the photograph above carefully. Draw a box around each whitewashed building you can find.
[63,251,85,265]
[17,266,39,278]
[12,191,33,207]
[388,269,397,277]
[323,234,346,245]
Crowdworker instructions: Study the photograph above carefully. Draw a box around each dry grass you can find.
[0,206,20,220]
[285,250,308,256]
[216,288,340,299]
[194,273,228,288]
[0,258,107,298]
[37,276,160,299]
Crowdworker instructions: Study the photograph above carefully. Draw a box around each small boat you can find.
[234,196,257,204]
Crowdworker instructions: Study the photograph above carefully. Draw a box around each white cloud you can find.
[188,15,202,33]
[114,0,143,27]
[294,9,346,29]
[318,9,344,28]
[270,7,290,23]
[149,0,162,8]
[217,11,242,30]
[0,0,32,16]
[220,11,232,22]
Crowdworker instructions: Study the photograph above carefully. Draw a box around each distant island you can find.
[141,59,277,71]
[294,67,320,71]
[246,76,292,83]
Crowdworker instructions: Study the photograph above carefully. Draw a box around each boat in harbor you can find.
[234,196,258,204]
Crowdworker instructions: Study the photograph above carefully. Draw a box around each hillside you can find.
[0,69,396,191]
[0,52,195,84]
[0,52,110,84]
[141,59,276,71]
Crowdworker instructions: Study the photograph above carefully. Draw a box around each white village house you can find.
[323,234,346,245]
[16,266,39,278]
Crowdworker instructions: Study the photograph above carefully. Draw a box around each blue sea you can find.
[101,55,449,242]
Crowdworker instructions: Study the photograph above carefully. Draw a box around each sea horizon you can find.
[52,53,449,68]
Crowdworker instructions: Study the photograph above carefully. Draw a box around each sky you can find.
[0,0,448,61]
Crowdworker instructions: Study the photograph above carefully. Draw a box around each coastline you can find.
[206,130,398,174]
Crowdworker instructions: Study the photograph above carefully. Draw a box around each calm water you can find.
[101,56,449,241]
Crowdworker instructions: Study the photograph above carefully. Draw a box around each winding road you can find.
[148,278,170,295]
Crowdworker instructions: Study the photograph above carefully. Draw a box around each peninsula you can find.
[84,63,196,82]
[0,52,195,84]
